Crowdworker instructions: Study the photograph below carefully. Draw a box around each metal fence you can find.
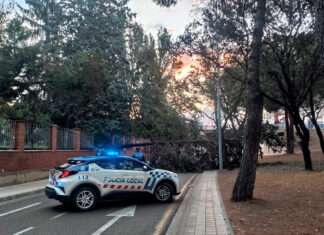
[80,132,94,150]
[0,120,15,150]
[25,123,50,150]
[57,127,74,150]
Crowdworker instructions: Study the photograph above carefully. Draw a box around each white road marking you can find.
[0,202,41,217]
[13,227,34,235]
[50,212,67,220]
[92,216,121,235]
[91,205,137,235]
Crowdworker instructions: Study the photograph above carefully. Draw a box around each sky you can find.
[15,0,199,38]
[128,0,199,38]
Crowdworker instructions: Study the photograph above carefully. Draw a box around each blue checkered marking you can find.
[149,171,171,179]
[149,178,157,190]
[147,171,172,190]
[144,178,151,189]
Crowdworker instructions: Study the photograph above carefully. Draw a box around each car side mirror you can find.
[143,165,148,171]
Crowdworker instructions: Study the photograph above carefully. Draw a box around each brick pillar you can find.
[74,128,81,150]
[15,121,25,151]
[50,125,57,151]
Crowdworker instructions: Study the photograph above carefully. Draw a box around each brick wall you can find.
[0,122,96,173]
[0,122,151,173]
[0,150,95,172]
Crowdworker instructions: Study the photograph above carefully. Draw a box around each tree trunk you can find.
[309,90,324,154]
[288,112,295,153]
[314,0,324,56]
[285,109,294,154]
[231,0,266,202]
[299,128,312,170]
[292,111,313,170]
[312,119,324,154]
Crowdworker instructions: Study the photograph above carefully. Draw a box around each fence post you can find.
[50,125,57,151]
[74,128,81,151]
[15,121,25,151]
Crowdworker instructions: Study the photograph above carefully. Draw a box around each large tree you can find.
[128,25,190,141]
[231,0,266,201]
[0,0,192,146]
[261,0,323,170]
[172,0,267,200]
[14,0,135,144]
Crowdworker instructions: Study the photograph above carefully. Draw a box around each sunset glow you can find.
[173,54,201,80]
[173,51,232,81]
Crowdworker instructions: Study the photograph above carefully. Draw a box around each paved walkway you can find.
[167,171,233,235]
[0,179,46,202]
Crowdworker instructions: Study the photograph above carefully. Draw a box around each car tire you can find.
[154,182,174,202]
[72,187,97,211]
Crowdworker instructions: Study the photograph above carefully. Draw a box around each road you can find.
[0,173,195,235]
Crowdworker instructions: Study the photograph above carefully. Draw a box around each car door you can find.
[115,159,148,191]
[94,159,127,195]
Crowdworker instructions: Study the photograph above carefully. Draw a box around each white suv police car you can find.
[45,155,180,211]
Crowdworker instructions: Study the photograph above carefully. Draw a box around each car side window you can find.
[117,159,144,171]
[96,159,117,170]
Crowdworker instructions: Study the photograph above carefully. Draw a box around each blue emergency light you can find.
[106,151,119,156]
[96,149,119,157]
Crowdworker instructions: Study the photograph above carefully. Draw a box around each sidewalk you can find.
[167,171,234,235]
[0,179,47,202]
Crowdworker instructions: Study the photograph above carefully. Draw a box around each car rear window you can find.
[56,160,85,170]
[96,159,117,169]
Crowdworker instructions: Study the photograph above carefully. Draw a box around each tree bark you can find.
[314,0,324,56]
[232,0,266,202]
[312,119,324,154]
[288,112,295,153]
[292,111,313,170]
[309,90,324,154]
[285,108,294,154]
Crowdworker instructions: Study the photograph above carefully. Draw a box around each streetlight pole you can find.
[215,0,222,170]
[217,74,223,170]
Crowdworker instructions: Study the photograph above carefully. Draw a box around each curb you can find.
[0,188,44,203]
[215,171,235,235]
[155,173,198,235]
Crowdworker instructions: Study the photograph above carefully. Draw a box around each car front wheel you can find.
[72,187,97,211]
[154,182,173,202]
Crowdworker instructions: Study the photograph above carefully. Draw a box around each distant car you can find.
[45,155,180,211]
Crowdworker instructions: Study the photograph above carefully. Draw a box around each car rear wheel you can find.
[72,187,97,211]
[154,182,173,202]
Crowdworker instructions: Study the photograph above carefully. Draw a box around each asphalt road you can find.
[0,173,195,235]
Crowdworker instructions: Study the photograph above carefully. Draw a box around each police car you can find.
[45,155,180,211]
